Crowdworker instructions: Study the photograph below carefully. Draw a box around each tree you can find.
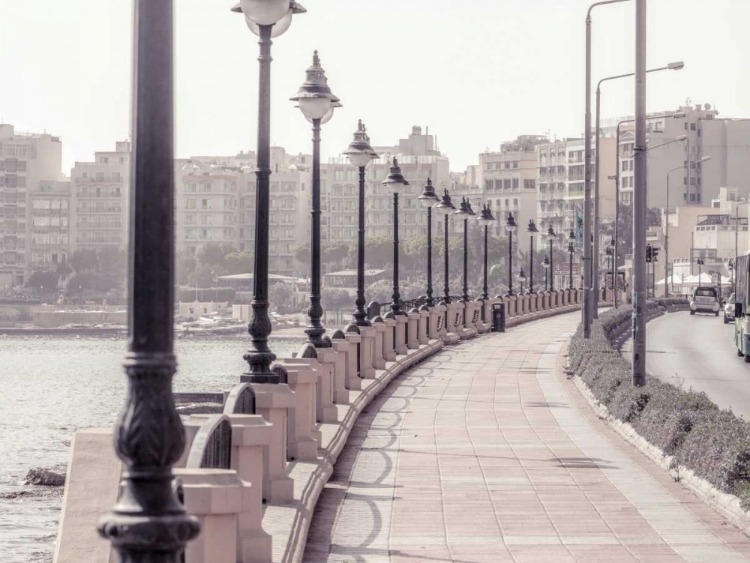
[322,288,353,324]
[224,251,254,275]
[96,247,127,292]
[364,236,392,269]
[365,279,393,305]
[176,251,197,285]
[647,207,662,227]
[67,272,97,294]
[196,244,232,270]
[293,242,310,265]
[55,261,73,281]
[193,265,216,288]
[26,271,59,293]
[70,249,98,273]
[269,282,296,314]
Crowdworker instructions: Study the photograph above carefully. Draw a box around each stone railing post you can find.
[395,314,409,355]
[355,326,377,379]
[418,306,430,345]
[406,309,420,349]
[330,331,352,405]
[249,384,295,503]
[370,317,388,369]
[176,469,243,563]
[382,314,398,361]
[342,330,362,389]
[271,365,318,462]
[226,415,273,563]
[314,347,347,406]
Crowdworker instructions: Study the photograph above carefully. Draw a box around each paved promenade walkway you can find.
[303,312,750,563]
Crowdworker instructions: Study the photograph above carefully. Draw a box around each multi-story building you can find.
[176,162,240,254]
[323,126,450,244]
[535,137,616,244]
[610,103,750,208]
[176,148,311,278]
[0,124,64,287]
[478,135,546,254]
[70,142,131,252]
[29,181,71,271]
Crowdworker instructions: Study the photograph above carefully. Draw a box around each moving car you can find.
[689,286,720,316]
[725,293,736,324]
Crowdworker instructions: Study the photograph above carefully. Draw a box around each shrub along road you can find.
[622,311,750,418]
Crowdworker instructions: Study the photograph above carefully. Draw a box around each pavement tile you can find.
[302,315,750,562]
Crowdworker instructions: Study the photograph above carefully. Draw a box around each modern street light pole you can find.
[633,0,647,386]
[99,0,201,556]
[419,179,440,307]
[505,213,518,295]
[344,120,377,330]
[593,62,684,317]
[291,51,339,351]
[584,0,630,339]
[383,159,409,316]
[233,0,304,381]
[568,230,576,291]
[547,226,557,292]
[527,220,539,293]
[729,259,735,297]
[436,190,456,303]
[664,156,711,297]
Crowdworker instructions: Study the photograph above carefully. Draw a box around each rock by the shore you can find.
[24,468,66,487]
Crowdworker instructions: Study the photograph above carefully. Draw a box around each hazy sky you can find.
[1,0,748,174]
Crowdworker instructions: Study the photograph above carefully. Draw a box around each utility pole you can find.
[632,0,647,386]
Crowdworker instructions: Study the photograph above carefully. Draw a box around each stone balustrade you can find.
[55,293,584,563]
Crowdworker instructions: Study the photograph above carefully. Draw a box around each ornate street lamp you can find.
[542,256,551,292]
[527,220,539,293]
[344,120,377,332]
[383,158,409,316]
[454,198,475,303]
[568,230,576,291]
[477,204,496,306]
[519,267,527,294]
[291,51,340,352]
[419,179,440,307]
[232,0,306,383]
[99,0,200,557]
[505,212,518,295]
[546,225,557,291]
[435,190,456,303]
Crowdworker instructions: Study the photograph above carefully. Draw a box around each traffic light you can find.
[646,245,653,263]
[652,247,659,262]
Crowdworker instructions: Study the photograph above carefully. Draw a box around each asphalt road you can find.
[623,310,750,419]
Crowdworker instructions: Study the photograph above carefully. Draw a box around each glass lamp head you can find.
[435,190,455,217]
[290,51,337,120]
[542,257,550,269]
[343,120,377,168]
[505,212,517,234]
[419,178,438,208]
[547,226,556,241]
[453,198,470,219]
[381,157,409,193]
[238,0,291,26]
[527,219,538,235]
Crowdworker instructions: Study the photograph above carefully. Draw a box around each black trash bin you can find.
[492,303,506,333]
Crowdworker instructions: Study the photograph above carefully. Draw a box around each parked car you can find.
[725,293,736,324]
[690,286,720,316]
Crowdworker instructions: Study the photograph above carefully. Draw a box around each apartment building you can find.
[610,103,750,208]
[29,181,71,270]
[535,137,616,243]
[0,124,64,287]
[70,142,131,252]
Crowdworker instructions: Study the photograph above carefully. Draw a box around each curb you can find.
[570,351,750,538]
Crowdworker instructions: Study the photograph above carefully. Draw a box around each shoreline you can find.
[0,324,309,338]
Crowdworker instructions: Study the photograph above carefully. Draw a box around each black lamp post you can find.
[233,0,306,383]
[418,179,440,307]
[99,0,202,556]
[729,258,735,297]
[546,225,557,291]
[568,230,576,291]
[519,267,527,294]
[454,198,475,303]
[343,120,377,331]
[291,51,340,351]
[383,158,409,316]
[436,190,456,303]
[477,204,496,303]
[505,212,518,295]
[543,256,551,292]
[527,220,539,293]
[605,245,613,294]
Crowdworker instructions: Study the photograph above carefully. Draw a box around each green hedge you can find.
[569,300,750,509]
